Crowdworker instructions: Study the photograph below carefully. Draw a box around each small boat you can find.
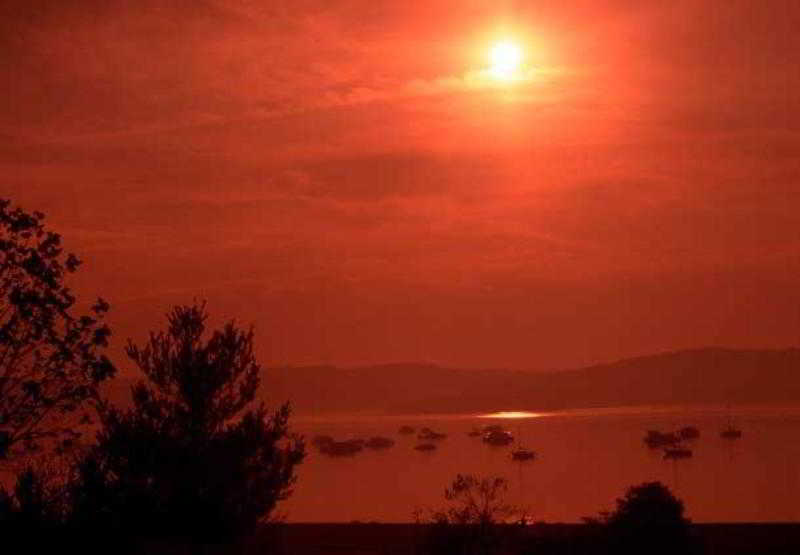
[320,439,364,457]
[414,443,437,452]
[720,406,742,440]
[365,436,395,450]
[467,428,482,437]
[483,429,514,446]
[663,447,692,460]
[720,425,742,440]
[644,430,679,449]
[418,429,447,441]
[677,426,700,440]
[398,425,416,435]
[511,448,536,461]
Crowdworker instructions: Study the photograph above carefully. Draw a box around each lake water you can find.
[283,405,800,523]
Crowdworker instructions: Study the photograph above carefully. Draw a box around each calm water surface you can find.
[283,405,800,523]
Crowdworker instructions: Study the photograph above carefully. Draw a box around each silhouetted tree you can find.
[420,474,520,555]
[0,199,114,460]
[440,475,517,526]
[70,303,304,548]
[598,481,698,555]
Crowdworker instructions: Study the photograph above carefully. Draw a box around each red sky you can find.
[3,0,800,370]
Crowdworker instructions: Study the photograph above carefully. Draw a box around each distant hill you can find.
[261,348,800,415]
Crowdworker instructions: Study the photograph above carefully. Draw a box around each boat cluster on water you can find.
[311,423,538,462]
[311,435,396,457]
[477,424,515,446]
[643,422,742,460]
[409,426,448,452]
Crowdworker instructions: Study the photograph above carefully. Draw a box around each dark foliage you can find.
[70,303,305,547]
[518,483,701,555]
[0,467,63,530]
[0,459,83,552]
[606,482,687,527]
[589,481,699,555]
[419,474,521,555]
[0,198,115,459]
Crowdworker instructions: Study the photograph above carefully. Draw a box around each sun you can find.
[488,40,523,80]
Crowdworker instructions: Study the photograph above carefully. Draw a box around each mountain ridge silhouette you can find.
[261,347,800,415]
[103,347,800,415]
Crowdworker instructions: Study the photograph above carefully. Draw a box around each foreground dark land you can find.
[163,523,800,555]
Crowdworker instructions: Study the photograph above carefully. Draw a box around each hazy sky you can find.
[3,0,799,369]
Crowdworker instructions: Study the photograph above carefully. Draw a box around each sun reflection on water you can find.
[478,410,544,419]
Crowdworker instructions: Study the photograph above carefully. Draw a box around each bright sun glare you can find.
[488,40,523,80]
[479,411,542,419]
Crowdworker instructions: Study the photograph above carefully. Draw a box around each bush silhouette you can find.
[1,468,59,528]
[0,461,79,551]
[70,303,305,547]
[419,474,520,555]
[601,481,697,555]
